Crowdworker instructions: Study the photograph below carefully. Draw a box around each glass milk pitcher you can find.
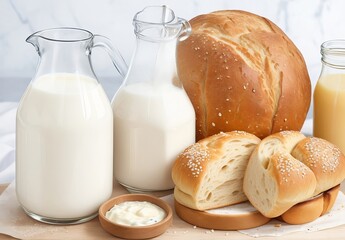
[314,40,345,154]
[112,6,196,192]
[16,28,127,224]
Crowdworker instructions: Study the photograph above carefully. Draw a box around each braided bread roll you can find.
[243,131,345,218]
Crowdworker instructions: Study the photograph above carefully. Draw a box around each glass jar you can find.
[111,6,195,192]
[16,28,127,224]
[314,40,345,154]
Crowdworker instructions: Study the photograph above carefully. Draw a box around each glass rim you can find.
[133,5,177,26]
[321,39,345,54]
[26,27,94,43]
[132,5,191,43]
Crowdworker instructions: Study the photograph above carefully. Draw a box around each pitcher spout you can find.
[26,32,40,51]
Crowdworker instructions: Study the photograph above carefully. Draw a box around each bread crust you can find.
[280,184,340,224]
[177,10,311,141]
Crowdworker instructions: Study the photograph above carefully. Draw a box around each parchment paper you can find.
[1,181,345,239]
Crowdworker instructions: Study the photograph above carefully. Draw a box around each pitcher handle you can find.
[92,35,128,77]
[177,18,192,42]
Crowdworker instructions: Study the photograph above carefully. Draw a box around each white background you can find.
[1,0,345,108]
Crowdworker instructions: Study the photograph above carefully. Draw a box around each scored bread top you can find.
[177,10,311,141]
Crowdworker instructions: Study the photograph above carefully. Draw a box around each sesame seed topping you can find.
[278,130,296,137]
[303,137,340,173]
[232,130,248,135]
[218,113,222,117]
[276,153,307,183]
[181,143,209,178]
[212,122,216,127]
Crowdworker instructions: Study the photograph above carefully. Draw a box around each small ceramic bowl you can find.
[99,194,173,239]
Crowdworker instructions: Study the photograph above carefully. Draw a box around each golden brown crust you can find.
[280,194,324,225]
[321,184,340,215]
[177,10,311,141]
[171,141,214,197]
[280,184,340,224]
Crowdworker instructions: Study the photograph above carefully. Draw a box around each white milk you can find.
[16,73,113,219]
[113,82,195,191]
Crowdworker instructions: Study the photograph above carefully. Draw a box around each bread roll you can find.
[280,193,324,225]
[172,131,260,210]
[280,184,340,224]
[177,10,311,141]
[243,131,345,218]
[291,137,345,195]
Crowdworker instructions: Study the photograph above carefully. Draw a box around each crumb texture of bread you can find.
[172,131,260,210]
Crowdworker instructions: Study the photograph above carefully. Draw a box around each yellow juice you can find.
[314,74,345,154]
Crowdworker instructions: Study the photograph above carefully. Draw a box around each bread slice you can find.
[172,131,260,210]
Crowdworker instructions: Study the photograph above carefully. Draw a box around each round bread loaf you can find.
[177,10,311,141]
